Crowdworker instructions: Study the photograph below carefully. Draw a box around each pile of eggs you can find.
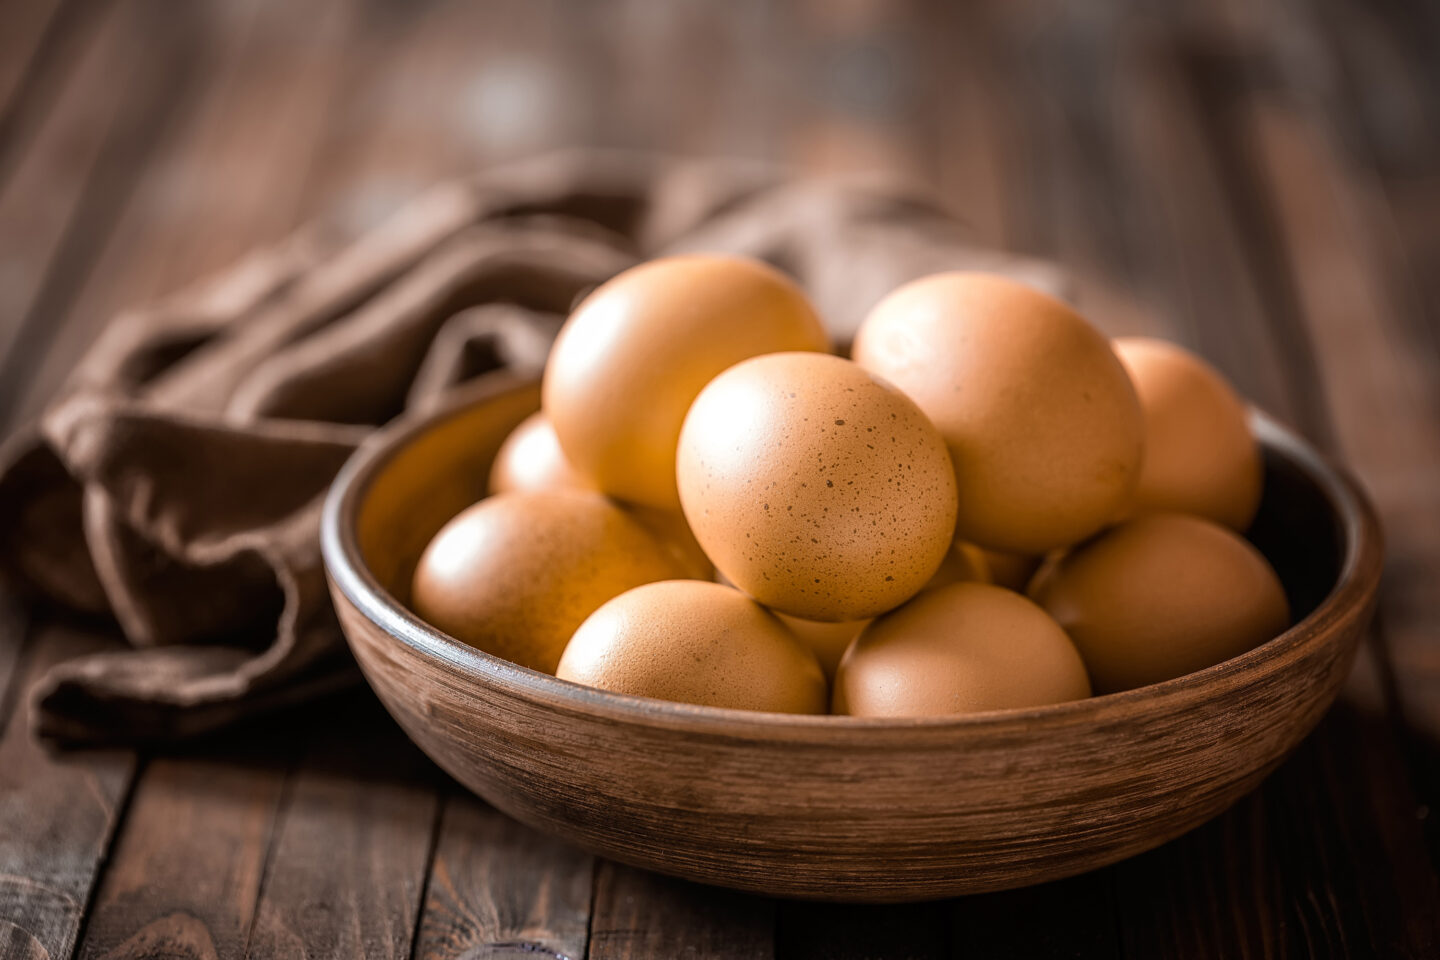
[412,256,1290,718]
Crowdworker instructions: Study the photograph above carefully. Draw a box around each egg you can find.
[411,490,690,673]
[981,549,1044,593]
[852,272,1144,554]
[1028,512,1290,693]
[488,412,712,578]
[776,537,989,677]
[677,352,958,622]
[1114,337,1262,531]
[773,613,865,681]
[926,539,991,590]
[488,412,591,495]
[832,583,1091,717]
[543,255,831,510]
[556,580,827,713]
[627,503,715,581]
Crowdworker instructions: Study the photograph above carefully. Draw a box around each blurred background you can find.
[2,0,1439,957]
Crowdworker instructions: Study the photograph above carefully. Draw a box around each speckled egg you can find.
[411,490,690,674]
[853,272,1144,554]
[832,583,1091,717]
[488,412,592,495]
[556,580,827,713]
[1029,512,1290,693]
[544,255,831,510]
[1114,337,1262,531]
[677,352,958,622]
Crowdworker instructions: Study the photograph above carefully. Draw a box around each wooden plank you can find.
[5,0,354,429]
[412,793,594,960]
[243,696,440,960]
[0,624,138,960]
[2,2,405,958]
[299,0,598,237]
[0,0,194,431]
[588,862,775,960]
[71,747,289,960]
[0,0,71,154]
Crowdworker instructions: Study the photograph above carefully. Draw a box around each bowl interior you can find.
[349,374,1349,704]
[355,376,540,610]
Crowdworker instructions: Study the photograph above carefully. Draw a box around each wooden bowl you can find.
[321,375,1382,902]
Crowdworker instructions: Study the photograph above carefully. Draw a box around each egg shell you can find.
[833,582,1091,717]
[1114,337,1263,531]
[543,255,831,510]
[411,490,690,674]
[488,413,713,579]
[677,352,958,622]
[556,580,827,713]
[853,272,1144,553]
[927,539,992,591]
[1028,512,1290,694]
[488,411,592,496]
[773,613,866,681]
[777,539,990,679]
[627,503,715,581]
[981,548,1044,593]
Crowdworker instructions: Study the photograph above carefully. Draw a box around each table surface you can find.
[2,0,1439,957]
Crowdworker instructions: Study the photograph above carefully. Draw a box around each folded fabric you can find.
[0,150,1065,743]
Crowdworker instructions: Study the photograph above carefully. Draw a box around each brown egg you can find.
[833,583,1091,717]
[544,255,831,510]
[488,412,712,578]
[1028,513,1290,694]
[1114,337,1262,531]
[981,549,1044,593]
[853,272,1144,554]
[488,412,592,495]
[411,490,690,674]
[677,352,958,622]
[925,539,991,591]
[773,613,866,681]
[556,580,827,713]
[628,504,715,581]
[777,538,989,678]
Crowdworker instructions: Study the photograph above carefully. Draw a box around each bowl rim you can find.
[321,376,1384,742]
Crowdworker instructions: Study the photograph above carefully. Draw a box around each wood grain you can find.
[243,697,440,960]
[7,0,352,430]
[73,751,287,960]
[589,863,775,960]
[0,0,192,432]
[0,624,137,960]
[412,792,595,960]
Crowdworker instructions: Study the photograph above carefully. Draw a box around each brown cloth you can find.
[0,150,1065,744]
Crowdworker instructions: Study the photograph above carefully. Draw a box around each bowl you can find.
[321,374,1382,902]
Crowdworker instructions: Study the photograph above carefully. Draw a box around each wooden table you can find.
[2,1,1438,957]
